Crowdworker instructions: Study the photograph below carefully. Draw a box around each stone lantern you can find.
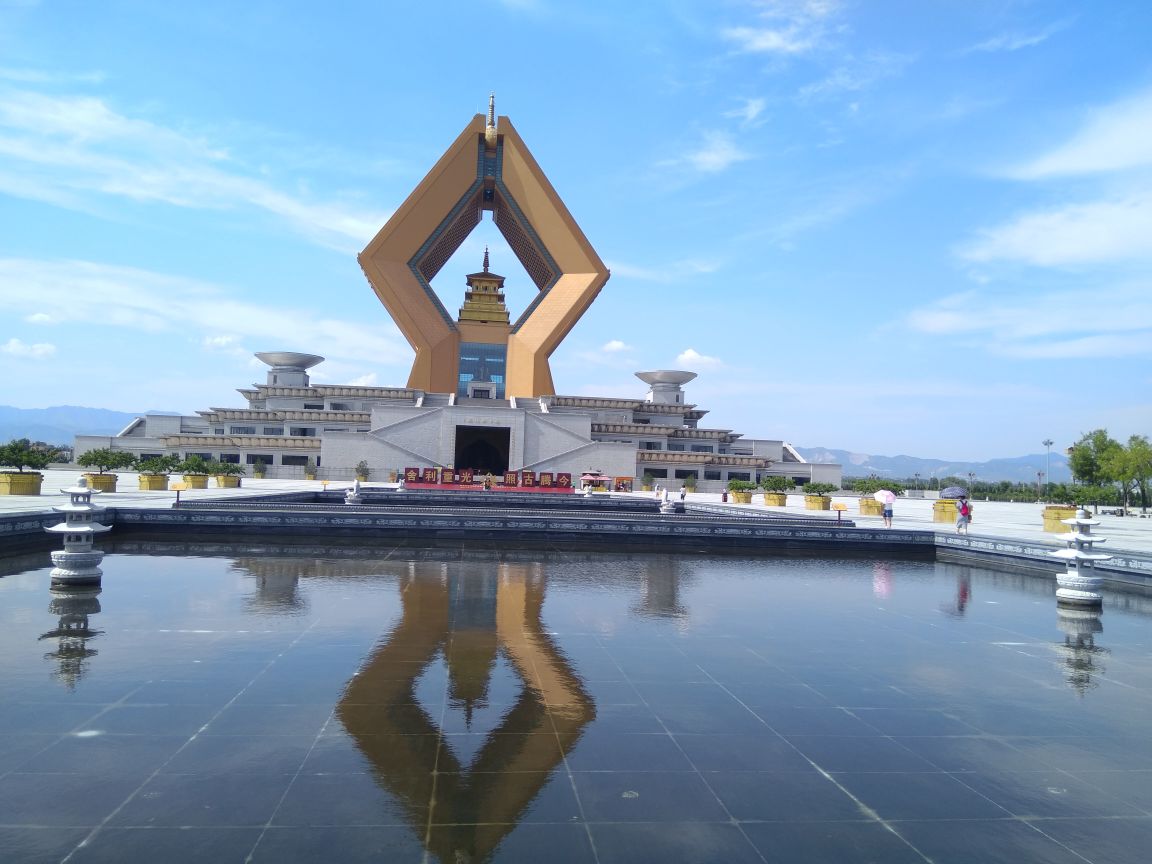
[1049,509,1109,606]
[44,478,111,587]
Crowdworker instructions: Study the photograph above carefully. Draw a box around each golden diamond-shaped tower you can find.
[358,97,610,398]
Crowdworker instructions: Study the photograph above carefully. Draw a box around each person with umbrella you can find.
[874,490,897,528]
[942,486,973,535]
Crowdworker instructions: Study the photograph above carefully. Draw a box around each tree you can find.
[1068,429,1120,486]
[77,448,136,475]
[0,438,64,473]
[1102,434,1152,513]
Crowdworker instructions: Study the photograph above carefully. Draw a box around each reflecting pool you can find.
[2,549,1151,864]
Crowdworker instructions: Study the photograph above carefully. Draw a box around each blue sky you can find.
[0,0,1149,462]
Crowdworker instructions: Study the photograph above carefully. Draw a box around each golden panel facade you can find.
[358,110,609,397]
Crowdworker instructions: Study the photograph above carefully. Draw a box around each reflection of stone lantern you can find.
[1054,606,1107,697]
[44,479,111,587]
[1049,509,1109,606]
[39,586,103,690]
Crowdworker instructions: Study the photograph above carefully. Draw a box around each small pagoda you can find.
[44,478,111,587]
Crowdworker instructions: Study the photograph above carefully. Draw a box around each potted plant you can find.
[177,455,213,489]
[304,457,318,481]
[355,460,371,481]
[641,472,655,492]
[251,458,269,479]
[760,475,791,506]
[76,448,136,492]
[0,438,63,495]
[727,479,756,504]
[802,482,837,511]
[135,455,179,491]
[209,460,246,488]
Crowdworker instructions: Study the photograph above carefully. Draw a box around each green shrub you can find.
[77,448,136,474]
[802,482,838,496]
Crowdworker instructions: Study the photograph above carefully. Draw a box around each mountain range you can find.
[797,447,1071,485]
[2,405,1071,484]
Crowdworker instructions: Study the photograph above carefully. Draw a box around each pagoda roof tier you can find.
[160,435,321,449]
[592,423,737,440]
[200,409,372,423]
[45,522,111,534]
[637,452,767,467]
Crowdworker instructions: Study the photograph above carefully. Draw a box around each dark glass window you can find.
[457,342,507,398]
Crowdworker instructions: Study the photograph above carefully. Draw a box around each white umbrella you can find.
[873,490,896,505]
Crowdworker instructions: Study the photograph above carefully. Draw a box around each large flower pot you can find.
[804,494,831,511]
[0,472,43,495]
[139,474,169,491]
[731,491,752,504]
[183,474,209,489]
[83,473,118,493]
[933,500,958,523]
[214,475,241,488]
[1043,505,1077,534]
[859,498,884,516]
[762,492,787,506]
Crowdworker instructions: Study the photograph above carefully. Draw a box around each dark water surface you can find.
[1,549,1150,863]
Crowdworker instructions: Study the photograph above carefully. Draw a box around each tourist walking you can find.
[956,496,972,534]
[882,501,893,528]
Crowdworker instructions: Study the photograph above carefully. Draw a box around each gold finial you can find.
[485,93,498,146]
[483,246,490,272]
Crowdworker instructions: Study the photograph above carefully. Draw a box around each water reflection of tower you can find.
[1055,606,1108,697]
[38,587,103,689]
[336,560,594,864]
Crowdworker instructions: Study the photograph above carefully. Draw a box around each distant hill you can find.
[0,405,158,445]
[797,447,1072,485]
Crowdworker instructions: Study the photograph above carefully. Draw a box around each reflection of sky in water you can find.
[1,550,1150,863]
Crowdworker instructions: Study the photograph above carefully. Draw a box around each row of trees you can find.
[1066,430,1151,512]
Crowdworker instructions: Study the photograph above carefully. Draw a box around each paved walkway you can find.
[4,470,1152,557]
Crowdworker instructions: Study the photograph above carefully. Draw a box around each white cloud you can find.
[904,282,1152,359]
[1,337,56,358]
[601,340,630,353]
[968,19,1072,54]
[348,372,378,386]
[24,312,53,324]
[0,258,411,367]
[724,98,767,127]
[721,0,842,55]
[0,88,389,251]
[1010,87,1152,178]
[685,131,751,173]
[676,347,722,367]
[960,191,1152,266]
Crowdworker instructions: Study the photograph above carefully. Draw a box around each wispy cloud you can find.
[0,258,411,366]
[24,312,53,324]
[724,97,767,127]
[905,282,1152,359]
[1009,87,1152,178]
[798,51,913,102]
[602,340,631,353]
[348,372,378,386]
[684,131,751,172]
[721,0,843,55]
[960,192,1152,266]
[606,258,723,281]
[0,88,389,251]
[676,347,722,367]
[2,337,56,358]
[967,18,1073,54]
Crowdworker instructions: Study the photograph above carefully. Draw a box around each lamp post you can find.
[967,472,975,497]
[1042,438,1053,501]
[914,472,920,491]
[1037,471,1044,502]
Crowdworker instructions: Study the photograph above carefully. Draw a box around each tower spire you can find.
[482,246,489,273]
[484,93,497,147]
